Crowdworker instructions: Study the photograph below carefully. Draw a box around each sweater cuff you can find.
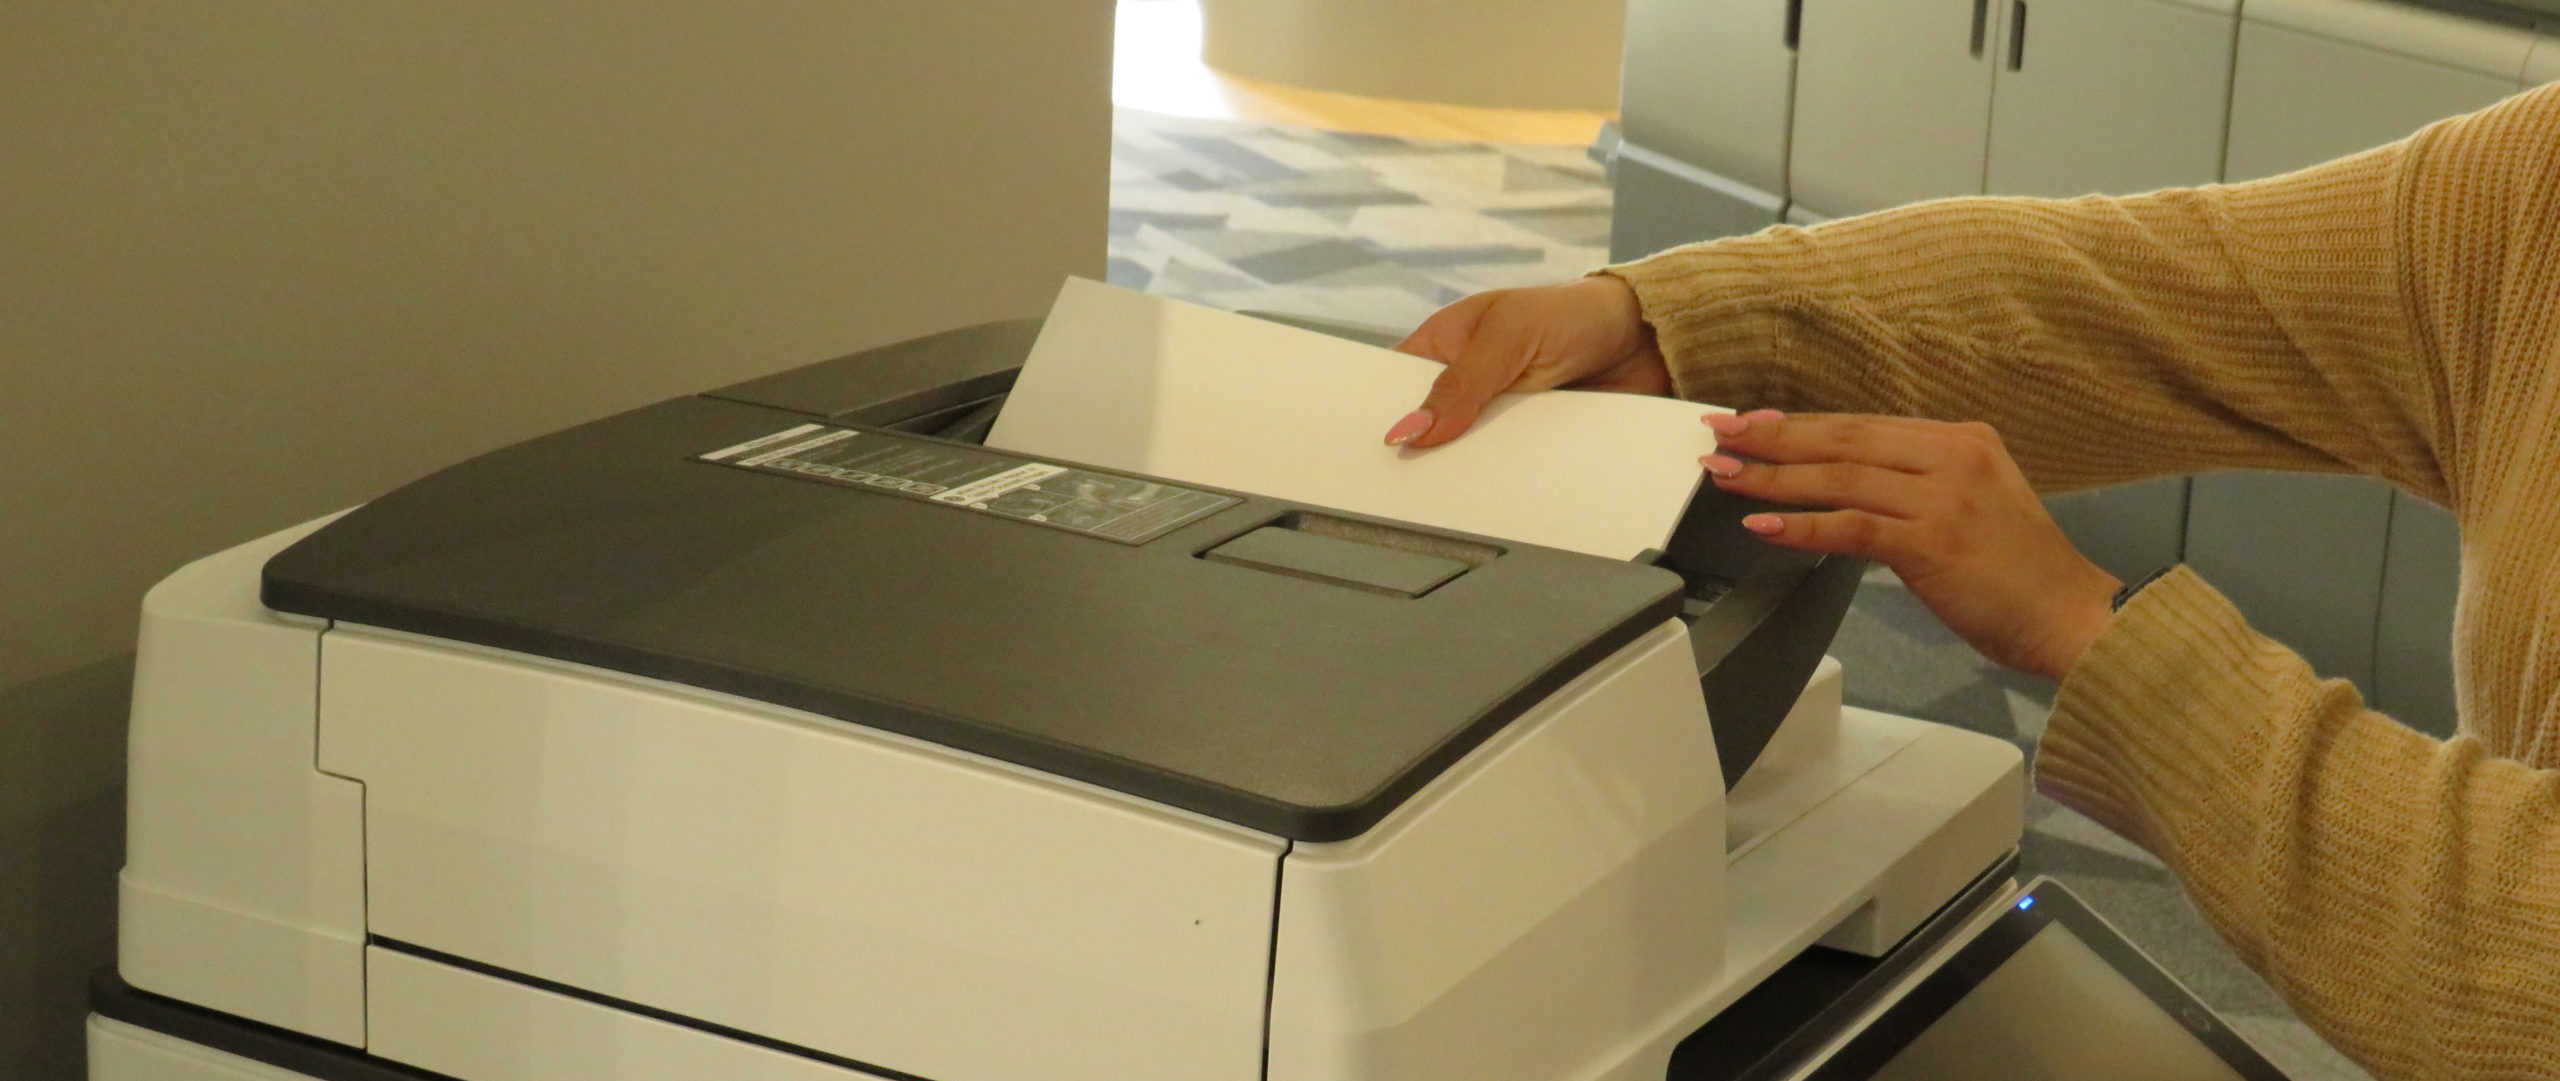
[2036,566,2306,866]
[1598,246,1789,408]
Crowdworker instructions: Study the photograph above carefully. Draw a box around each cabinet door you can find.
[2530,30,2560,87]
[2045,479,2192,585]
[2224,0,2535,181]
[1619,0,1798,203]
[1610,146,1786,262]
[2375,493,2461,737]
[1984,0,2237,196]
[2185,473,2395,689]
[1790,0,2001,216]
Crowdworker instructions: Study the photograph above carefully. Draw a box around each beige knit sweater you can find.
[1609,83,2560,1079]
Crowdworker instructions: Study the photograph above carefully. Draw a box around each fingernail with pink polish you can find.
[1703,413,1747,436]
[1742,514,1783,535]
[1384,409,1433,446]
[1744,409,1786,425]
[1702,453,1745,477]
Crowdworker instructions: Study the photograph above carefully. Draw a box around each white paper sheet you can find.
[987,278,1719,560]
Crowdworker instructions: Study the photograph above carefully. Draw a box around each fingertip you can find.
[1741,513,1784,536]
[1383,409,1433,446]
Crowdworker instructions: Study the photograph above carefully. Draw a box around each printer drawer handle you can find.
[2007,0,2028,71]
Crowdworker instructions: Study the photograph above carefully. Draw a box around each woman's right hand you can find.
[1384,275,1674,448]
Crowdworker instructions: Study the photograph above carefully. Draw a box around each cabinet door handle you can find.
[1785,0,1803,49]
[1970,0,1991,57]
[2007,0,2028,70]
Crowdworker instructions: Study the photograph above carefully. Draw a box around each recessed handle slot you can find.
[2008,1,2028,70]
[1202,515,1495,598]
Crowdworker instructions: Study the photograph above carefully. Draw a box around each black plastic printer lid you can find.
[264,393,1683,841]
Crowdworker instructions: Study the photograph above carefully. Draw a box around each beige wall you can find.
[1200,0,1625,112]
[0,3,1111,1075]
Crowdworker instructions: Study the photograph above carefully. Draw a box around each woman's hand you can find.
[1385,276,1673,448]
[1704,410,2122,682]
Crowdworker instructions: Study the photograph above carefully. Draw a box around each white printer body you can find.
[91,321,2025,1081]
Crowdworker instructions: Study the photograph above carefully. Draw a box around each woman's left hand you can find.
[1702,410,2122,682]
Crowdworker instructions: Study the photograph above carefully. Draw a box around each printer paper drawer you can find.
[318,626,1285,1081]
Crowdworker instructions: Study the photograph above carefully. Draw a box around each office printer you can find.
[90,317,2033,1081]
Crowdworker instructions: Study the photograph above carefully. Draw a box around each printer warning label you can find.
[697,425,1238,544]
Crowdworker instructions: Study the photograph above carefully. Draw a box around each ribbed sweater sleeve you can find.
[1605,121,2452,501]
[2043,91,2560,1081]
[1609,83,2560,1081]
[2047,569,2560,1080]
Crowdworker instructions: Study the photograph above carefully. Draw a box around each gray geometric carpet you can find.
[1108,106,1612,331]
[1109,106,2367,1080]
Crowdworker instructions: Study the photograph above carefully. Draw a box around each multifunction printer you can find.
[86,316,2274,1081]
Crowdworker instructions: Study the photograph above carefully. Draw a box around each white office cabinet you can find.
[2530,29,2560,85]
[1610,0,1799,258]
[2185,473,2397,690]
[1611,147,1791,261]
[2375,492,2463,737]
[1619,0,1797,203]
[2224,0,2537,181]
[1983,0,2239,196]
[1789,0,2003,217]
[2040,481,2193,585]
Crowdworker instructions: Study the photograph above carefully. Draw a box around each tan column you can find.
[1201,0,1626,113]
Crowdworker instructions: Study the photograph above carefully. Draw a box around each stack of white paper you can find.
[986,279,1718,561]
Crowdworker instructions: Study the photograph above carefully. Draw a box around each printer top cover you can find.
[263,392,1684,841]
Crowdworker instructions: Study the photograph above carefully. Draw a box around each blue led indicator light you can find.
[2016,897,2036,911]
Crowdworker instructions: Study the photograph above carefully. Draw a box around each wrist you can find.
[1584,274,1671,396]
[2039,566,2124,682]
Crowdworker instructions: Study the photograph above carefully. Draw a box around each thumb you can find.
[1386,292,1512,447]
[1391,289,1495,364]
[1401,338,1525,448]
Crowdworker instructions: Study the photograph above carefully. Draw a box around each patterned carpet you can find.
[1108,107,1613,332]
[1108,106,2367,1080]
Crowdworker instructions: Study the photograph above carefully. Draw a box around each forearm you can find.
[1605,153,2443,497]
[2041,569,2560,1080]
